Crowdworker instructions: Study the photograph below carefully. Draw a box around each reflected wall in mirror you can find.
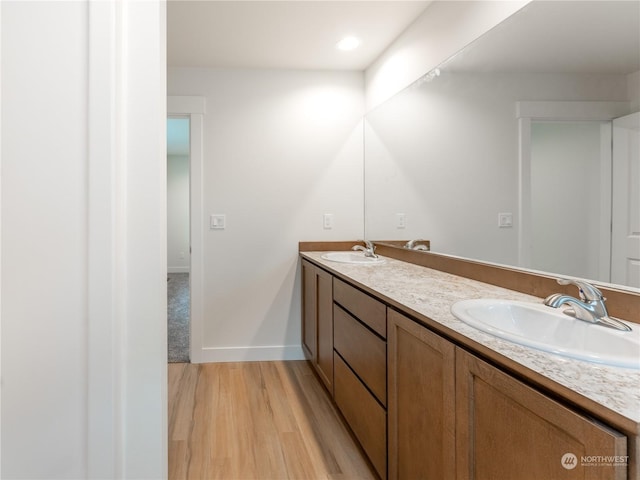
[364,0,640,288]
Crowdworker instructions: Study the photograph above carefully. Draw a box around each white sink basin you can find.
[321,251,385,265]
[451,299,640,369]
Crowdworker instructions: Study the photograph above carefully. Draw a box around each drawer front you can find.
[333,278,386,338]
[334,353,387,480]
[334,304,386,405]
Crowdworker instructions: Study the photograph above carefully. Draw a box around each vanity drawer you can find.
[334,304,386,405]
[333,278,386,338]
[334,353,387,480]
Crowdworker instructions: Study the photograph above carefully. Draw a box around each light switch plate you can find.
[498,212,513,228]
[210,214,226,230]
[323,213,334,229]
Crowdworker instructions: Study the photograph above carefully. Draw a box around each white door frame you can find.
[168,96,206,363]
[87,1,167,478]
[517,101,629,279]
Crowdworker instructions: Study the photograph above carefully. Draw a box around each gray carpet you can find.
[168,273,190,363]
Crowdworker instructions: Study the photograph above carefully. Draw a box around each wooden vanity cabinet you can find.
[456,348,628,480]
[301,257,631,480]
[387,309,456,480]
[301,259,333,392]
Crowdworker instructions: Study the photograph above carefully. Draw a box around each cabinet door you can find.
[315,267,333,392]
[301,260,316,361]
[456,349,627,480]
[387,310,456,480]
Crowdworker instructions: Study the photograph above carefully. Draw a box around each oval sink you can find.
[451,299,640,369]
[321,251,386,265]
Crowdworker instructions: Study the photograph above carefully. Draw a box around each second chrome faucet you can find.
[352,240,378,258]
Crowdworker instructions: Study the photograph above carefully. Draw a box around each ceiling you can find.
[167,1,431,71]
[446,0,640,74]
[166,1,640,155]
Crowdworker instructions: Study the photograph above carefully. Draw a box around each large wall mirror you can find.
[364,0,640,289]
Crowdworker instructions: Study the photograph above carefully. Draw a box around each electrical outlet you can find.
[396,213,406,229]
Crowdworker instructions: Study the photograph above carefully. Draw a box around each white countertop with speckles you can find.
[301,252,640,427]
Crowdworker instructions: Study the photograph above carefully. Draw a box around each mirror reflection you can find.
[364,0,640,288]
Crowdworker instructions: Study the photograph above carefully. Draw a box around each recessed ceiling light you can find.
[336,36,361,52]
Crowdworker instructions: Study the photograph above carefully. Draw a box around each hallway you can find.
[168,273,190,363]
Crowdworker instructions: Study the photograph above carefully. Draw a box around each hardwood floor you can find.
[168,361,377,480]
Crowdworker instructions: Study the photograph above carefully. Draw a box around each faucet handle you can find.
[357,239,374,250]
[557,279,604,302]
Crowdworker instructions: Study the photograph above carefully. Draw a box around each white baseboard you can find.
[167,266,190,274]
[194,345,305,364]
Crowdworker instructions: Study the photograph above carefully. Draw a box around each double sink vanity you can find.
[300,241,640,480]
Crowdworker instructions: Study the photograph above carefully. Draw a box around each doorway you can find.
[527,120,612,281]
[517,100,630,284]
[167,96,205,363]
[167,116,191,362]
[611,112,640,288]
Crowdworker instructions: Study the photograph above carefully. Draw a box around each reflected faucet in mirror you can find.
[404,239,430,251]
[353,240,378,258]
[544,279,632,332]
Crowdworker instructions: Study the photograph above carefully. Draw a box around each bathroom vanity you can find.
[300,245,639,480]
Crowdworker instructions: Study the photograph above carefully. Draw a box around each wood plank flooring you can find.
[169,361,377,480]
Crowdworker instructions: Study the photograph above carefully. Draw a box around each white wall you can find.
[167,154,190,273]
[1,1,167,478]
[168,67,364,362]
[629,71,640,111]
[364,0,530,110]
[2,3,88,477]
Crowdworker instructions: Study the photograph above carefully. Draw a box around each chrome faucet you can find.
[543,279,631,331]
[405,239,429,251]
[352,240,378,258]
